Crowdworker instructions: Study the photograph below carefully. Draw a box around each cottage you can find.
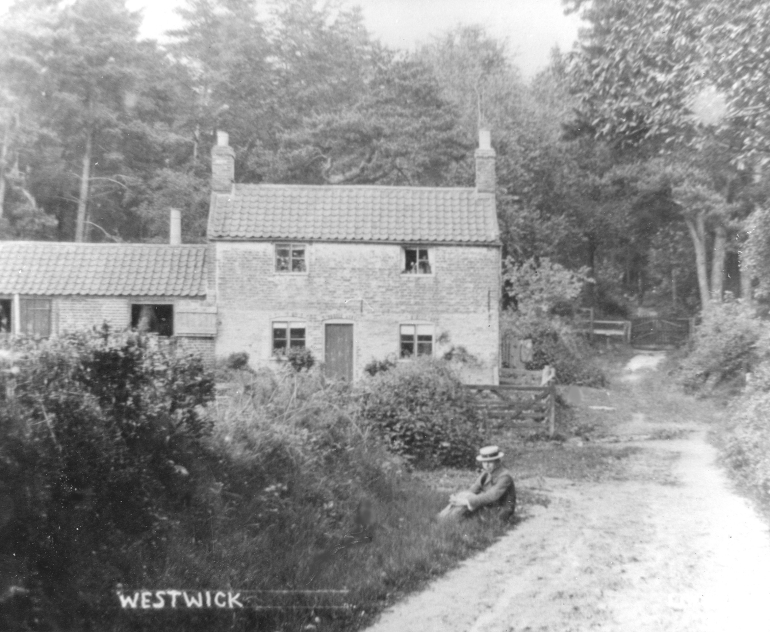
[0,130,501,384]
[207,130,501,383]
[0,213,215,358]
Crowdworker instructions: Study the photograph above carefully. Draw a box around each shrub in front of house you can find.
[358,358,483,469]
[0,327,215,630]
[285,346,315,372]
[679,300,764,394]
[363,356,398,376]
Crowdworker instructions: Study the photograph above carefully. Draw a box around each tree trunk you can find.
[710,224,727,302]
[0,119,9,219]
[740,250,753,305]
[672,267,677,308]
[685,213,711,310]
[75,126,93,242]
[586,237,597,307]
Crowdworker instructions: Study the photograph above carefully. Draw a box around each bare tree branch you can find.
[324,147,378,184]
[85,221,122,242]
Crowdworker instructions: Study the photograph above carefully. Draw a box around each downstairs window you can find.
[400,324,433,358]
[131,304,174,337]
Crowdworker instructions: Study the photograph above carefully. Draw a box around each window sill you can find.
[400,272,434,278]
[273,271,309,277]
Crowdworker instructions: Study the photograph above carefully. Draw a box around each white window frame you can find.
[272,320,307,355]
[401,246,433,275]
[274,243,308,274]
[399,323,434,359]
[20,297,53,338]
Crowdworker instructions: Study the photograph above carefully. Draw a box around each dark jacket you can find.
[467,465,516,518]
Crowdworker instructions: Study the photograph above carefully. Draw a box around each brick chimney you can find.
[169,208,181,245]
[211,130,234,194]
[475,129,496,195]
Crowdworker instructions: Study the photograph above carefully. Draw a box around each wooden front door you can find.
[325,324,354,381]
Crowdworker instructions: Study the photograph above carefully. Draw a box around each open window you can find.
[402,247,432,274]
[275,243,307,273]
[0,299,11,334]
[20,298,51,337]
[400,324,433,358]
[131,304,173,337]
[272,321,306,353]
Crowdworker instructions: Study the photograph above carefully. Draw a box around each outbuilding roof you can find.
[0,241,208,297]
[208,184,499,244]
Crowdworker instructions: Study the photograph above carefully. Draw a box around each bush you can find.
[679,301,764,394]
[503,311,607,387]
[226,351,250,371]
[0,327,215,629]
[359,359,483,469]
[723,390,770,498]
[364,356,397,376]
[503,257,591,314]
[284,347,315,372]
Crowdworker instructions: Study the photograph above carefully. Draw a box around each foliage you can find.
[364,356,398,377]
[503,256,592,315]
[1,336,514,631]
[679,300,765,394]
[284,347,315,372]
[744,206,770,299]
[0,327,214,628]
[226,351,250,371]
[566,0,770,162]
[275,57,470,186]
[359,359,483,469]
[723,390,770,501]
[441,345,479,364]
[503,311,607,387]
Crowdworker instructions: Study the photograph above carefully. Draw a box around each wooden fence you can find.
[466,367,556,437]
[574,308,631,344]
[630,317,693,348]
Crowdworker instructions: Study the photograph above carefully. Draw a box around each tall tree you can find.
[566,0,770,308]
[0,0,185,242]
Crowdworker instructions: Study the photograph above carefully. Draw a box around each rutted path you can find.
[364,356,770,632]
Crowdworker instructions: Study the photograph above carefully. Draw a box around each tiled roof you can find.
[0,242,207,297]
[208,184,499,243]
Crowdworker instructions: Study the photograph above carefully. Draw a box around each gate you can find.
[630,318,692,348]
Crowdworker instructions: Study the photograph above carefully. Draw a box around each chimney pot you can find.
[479,129,491,151]
[170,208,181,245]
[211,129,235,194]
[475,129,496,195]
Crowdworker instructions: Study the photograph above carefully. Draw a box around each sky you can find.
[124,0,582,78]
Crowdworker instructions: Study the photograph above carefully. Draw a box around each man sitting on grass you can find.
[437,445,516,522]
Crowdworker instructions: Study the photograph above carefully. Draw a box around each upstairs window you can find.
[20,298,51,338]
[273,321,306,353]
[131,304,173,337]
[276,243,307,273]
[400,324,433,358]
[403,247,432,274]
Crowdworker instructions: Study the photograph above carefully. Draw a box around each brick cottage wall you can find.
[52,296,214,363]
[214,241,501,383]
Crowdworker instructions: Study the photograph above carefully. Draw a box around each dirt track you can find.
[364,356,770,632]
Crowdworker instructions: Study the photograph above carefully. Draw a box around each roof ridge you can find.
[234,183,478,193]
[0,241,207,248]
